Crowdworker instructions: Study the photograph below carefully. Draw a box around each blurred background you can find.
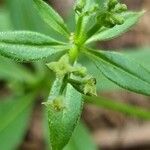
[0,0,150,150]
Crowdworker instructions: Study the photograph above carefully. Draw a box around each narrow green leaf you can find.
[0,94,35,150]
[79,54,120,91]
[0,55,36,83]
[85,49,150,96]
[0,31,69,61]
[0,31,64,45]
[46,83,83,150]
[85,95,150,120]
[43,117,97,150]
[33,0,70,38]
[5,0,61,40]
[87,11,144,43]
[0,7,12,31]
[64,122,97,150]
[80,47,150,91]
[124,47,150,71]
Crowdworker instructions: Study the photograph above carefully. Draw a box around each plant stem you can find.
[85,95,150,120]
[81,23,101,45]
[69,45,79,64]
[75,15,84,38]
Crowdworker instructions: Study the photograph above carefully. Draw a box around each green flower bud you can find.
[83,77,97,96]
[83,4,99,16]
[75,0,86,14]
[108,0,118,10]
[112,15,124,25]
[96,0,127,29]
[72,65,87,77]
[68,75,97,96]
[115,4,127,13]
[103,15,116,28]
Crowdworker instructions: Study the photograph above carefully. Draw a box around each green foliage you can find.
[0,94,35,150]
[33,0,70,37]
[64,123,97,150]
[0,0,149,150]
[44,83,83,150]
[43,115,97,150]
[0,7,12,30]
[0,31,68,61]
[87,11,144,43]
[85,49,150,96]
[0,55,35,82]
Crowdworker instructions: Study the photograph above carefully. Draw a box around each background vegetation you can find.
[0,0,150,150]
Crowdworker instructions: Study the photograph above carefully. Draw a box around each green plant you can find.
[0,0,150,150]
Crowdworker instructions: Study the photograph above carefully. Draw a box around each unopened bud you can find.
[75,0,86,14]
[108,0,118,10]
[73,65,87,77]
[103,15,116,28]
[112,15,124,25]
[83,77,97,96]
[115,4,127,13]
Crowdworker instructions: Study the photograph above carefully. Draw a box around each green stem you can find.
[85,95,150,120]
[69,45,79,65]
[48,46,79,100]
[75,15,84,38]
[48,43,80,101]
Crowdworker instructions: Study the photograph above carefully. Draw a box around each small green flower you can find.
[68,75,97,96]
[83,76,97,96]
[47,55,73,77]
[43,96,65,112]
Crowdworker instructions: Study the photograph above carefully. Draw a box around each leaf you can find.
[87,11,144,43]
[79,53,120,91]
[0,7,12,31]
[80,47,150,91]
[84,49,150,96]
[43,117,97,150]
[5,0,60,38]
[124,47,150,71]
[46,82,83,150]
[0,31,69,62]
[85,95,150,120]
[64,122,97,150]
[0,94,35,150]
[33,0,70,38]
[0,55,36,83]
